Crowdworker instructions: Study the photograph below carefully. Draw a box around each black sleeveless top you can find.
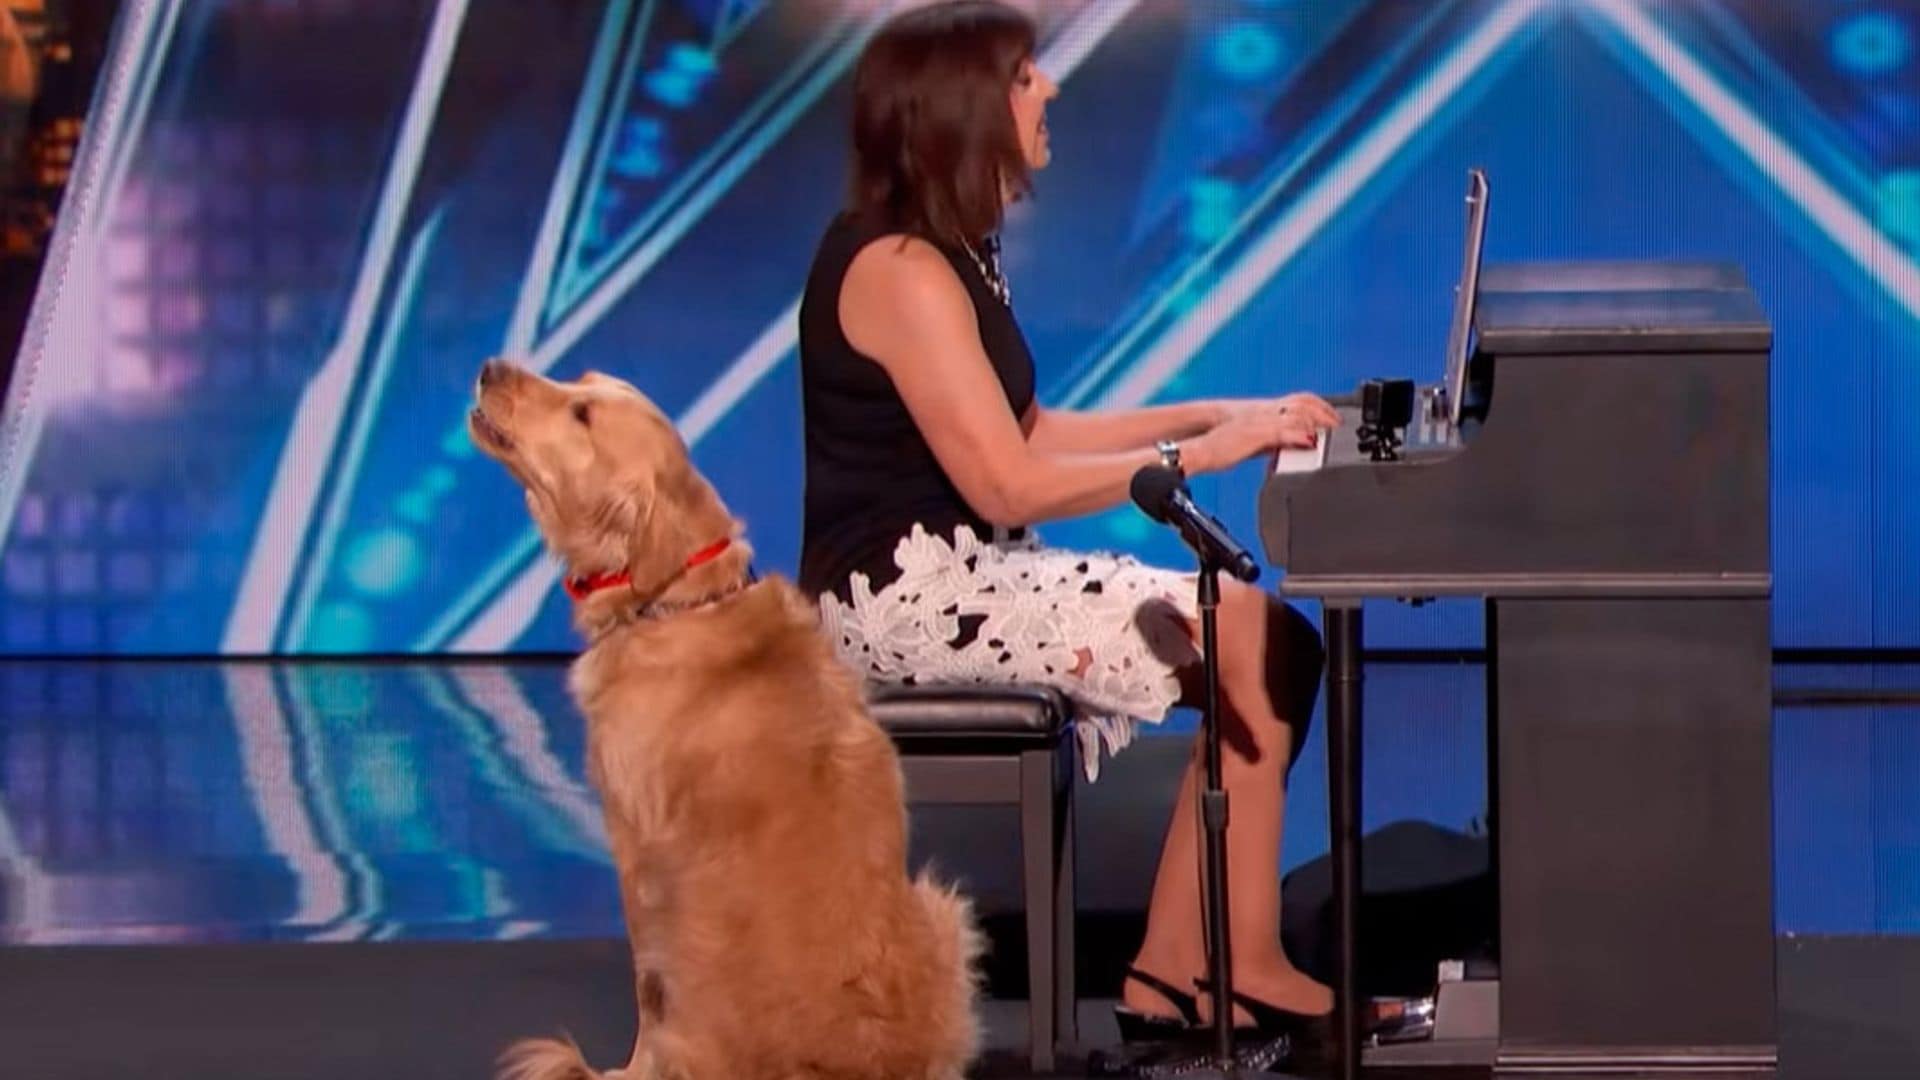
[797,211,1036,602]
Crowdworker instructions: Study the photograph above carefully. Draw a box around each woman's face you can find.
[1009,57,1058,170]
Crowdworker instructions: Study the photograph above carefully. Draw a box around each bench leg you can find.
[1021,747,1074,1072]
[1053,744,1077,1056]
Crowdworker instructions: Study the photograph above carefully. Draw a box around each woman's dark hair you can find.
[846,1,1037,249]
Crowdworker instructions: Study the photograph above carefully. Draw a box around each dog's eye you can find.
[571,401,591,426]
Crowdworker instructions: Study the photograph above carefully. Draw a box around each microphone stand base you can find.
[1086,1033,1301,1079]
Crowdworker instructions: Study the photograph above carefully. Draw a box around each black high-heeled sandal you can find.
[1190,978,1416,1055]
[1112,968,1204,1043]
[1191,977,1332,1041]
[1116,968,1284,1044]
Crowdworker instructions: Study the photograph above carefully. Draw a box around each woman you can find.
[797,0,1341,1041]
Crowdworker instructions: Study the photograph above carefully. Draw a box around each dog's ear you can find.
[622,459,716,599]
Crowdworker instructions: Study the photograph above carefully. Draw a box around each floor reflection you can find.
[1,658,1915,942]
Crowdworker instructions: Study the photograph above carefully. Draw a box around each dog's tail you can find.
[913,870,988,1077]
[497,1036,603,1080]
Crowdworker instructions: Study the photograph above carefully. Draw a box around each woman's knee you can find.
[1270,600,1325,684]
[1214,584,1318,717]
[1263,599,1323,766]
[1217,583,1321,680]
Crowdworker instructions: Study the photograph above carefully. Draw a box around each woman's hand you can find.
[1185,393,1339,474]
[1209,393,1341,431]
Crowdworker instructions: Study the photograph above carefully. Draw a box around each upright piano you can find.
[1259,260,1776,1078]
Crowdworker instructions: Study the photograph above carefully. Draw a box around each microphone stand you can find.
[1100,467,1292,1079]
[1196,556,1242,1072]
[1151,551,1293,1078]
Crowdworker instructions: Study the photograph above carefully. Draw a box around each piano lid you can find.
[1474,262,1770,357]
[1478,260,1750,294]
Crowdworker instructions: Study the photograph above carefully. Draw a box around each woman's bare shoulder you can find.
[845,232,961,294]
[841,232,975,354]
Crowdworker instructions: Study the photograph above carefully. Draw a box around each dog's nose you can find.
[479,359,504,388]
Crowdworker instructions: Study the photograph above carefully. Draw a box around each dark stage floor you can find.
[1,658,1918,1076]
[2,934,1917,1079]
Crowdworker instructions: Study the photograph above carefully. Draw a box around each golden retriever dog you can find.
[468,360,981,1080]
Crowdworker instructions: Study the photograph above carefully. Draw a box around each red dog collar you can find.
[564,538,731,602]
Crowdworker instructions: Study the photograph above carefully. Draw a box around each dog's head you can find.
[468,359,747,615]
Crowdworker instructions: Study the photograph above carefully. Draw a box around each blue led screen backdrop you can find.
[3,0,1919,655]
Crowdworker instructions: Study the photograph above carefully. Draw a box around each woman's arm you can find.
[1020,401,1223,454]
[841,236,1324,527]
[1023,392,1338,455]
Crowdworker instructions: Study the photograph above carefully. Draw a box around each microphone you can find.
[1129,465,1260,583]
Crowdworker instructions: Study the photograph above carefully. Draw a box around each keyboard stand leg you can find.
[1323,599,1364,1080]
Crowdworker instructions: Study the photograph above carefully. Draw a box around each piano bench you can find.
[868,683,1079,1073]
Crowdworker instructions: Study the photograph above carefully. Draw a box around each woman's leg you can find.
[1124,582,1330,1023]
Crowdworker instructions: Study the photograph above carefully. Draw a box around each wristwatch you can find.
[1155,439,1183,475]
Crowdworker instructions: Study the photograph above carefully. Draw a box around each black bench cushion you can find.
[866,684,1073,746]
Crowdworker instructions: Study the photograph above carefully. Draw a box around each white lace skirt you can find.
[818,523,1201,780]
